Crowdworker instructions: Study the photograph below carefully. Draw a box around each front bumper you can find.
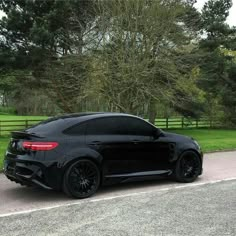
[199,151,203,175]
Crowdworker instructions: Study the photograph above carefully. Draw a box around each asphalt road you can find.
[0,151,236,235]
[0,179,235,236]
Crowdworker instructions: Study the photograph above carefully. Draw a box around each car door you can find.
[85,116,171,177]
[117,117,171,173]
[85,117,135,175]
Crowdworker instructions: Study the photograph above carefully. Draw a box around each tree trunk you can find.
[148,99,157,125]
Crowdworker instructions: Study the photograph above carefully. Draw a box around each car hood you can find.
[161,131,193,143]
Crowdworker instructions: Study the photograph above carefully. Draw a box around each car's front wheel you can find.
[174,151,202,183]
[63,159,100,199]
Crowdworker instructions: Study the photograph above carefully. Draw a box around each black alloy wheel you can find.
[63,159,100,198]
[174,151,201,183]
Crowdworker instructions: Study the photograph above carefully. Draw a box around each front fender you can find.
[171,142,202,163]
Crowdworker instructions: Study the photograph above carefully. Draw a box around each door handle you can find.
[132,140,142,144]
[89,141,102,145]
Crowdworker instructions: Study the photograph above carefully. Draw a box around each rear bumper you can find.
[3,158,62,190]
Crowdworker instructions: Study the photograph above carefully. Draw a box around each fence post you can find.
[25,120,28,129]
[196,119,198,128]
[155,118,157,127]
[166,118,169,129]
[181,117,184,128]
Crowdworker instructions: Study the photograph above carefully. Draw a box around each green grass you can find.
[0,136,10,171]
[0,128,236,171]
[0,114,48,120]
[0,115,48,136]
[170,129,236,153]
[0,115,48,170]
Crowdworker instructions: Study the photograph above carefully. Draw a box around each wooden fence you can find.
[154,117,221,129]
[0,117,222,136]
[0,119,45,136]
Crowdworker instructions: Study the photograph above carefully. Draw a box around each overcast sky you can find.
[194,0,235,26]
[0,0,235,26]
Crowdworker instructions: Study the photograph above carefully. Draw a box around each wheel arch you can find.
[63,155,102,173]
[176,148,203,167]
[60,147,103,179]
[173,149,203,183]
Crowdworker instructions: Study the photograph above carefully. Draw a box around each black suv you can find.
[4,112,203,198]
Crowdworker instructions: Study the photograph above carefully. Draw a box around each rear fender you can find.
[60,147,103,169]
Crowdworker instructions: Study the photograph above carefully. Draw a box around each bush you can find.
[0,106,17,115]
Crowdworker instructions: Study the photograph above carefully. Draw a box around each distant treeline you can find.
[0,0,235,126]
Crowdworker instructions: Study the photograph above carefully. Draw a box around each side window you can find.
[118,117,155,136]
[87,118,120,135]
[85,116,155,136]
[63,122,87,135]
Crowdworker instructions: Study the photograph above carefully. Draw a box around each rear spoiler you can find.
[11,131,44,139]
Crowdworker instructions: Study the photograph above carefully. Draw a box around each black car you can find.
[3,112,203,198]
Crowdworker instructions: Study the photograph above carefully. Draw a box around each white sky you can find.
[0,0,235,26]
[194,0,235,26]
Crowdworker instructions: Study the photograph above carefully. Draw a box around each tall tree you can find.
[199,0,236,124]
[0,0,98,113]
[94,0,203,122]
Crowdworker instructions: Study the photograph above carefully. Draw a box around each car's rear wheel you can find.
[174,151,201,183]
[63,159,100,199]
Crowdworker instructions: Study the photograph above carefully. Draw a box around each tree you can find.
[0,0,98,114]
[93,0,203,122]
[199,0,236,124]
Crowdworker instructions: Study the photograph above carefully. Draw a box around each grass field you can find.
[0,114,48,120]
[0,136,10,171]
[0,115,48,169]
[0,115,48,136]
[171,129,236,153]
[0,129,236,171]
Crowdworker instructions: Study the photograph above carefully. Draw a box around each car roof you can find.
[57,112,137,121]
[26,112,155,135]
[49,112,144,127]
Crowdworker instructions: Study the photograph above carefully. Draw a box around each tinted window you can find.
[87,118,120,135]
[26,118,65,134]
[86,116,155,136]
[118,117,155,136]
[64,122,86,135]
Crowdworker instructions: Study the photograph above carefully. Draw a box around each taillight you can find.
[23,142,58,151]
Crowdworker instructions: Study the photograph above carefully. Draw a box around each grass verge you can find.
[0,136,10,171]
[0,115,48,120]
[170,129,236,153]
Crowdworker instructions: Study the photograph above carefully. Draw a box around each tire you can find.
[174,151,201,183]
[63,159,100,199]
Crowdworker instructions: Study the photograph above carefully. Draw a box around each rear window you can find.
[63,122,87,135]
[26,118,65,135]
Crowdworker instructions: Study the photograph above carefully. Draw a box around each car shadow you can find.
[97,178,174,196]
[4,178,175,202]
[3,185,69,203]
[2,177,203,206]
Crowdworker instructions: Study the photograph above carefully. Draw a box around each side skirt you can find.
[103,169,172,185]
